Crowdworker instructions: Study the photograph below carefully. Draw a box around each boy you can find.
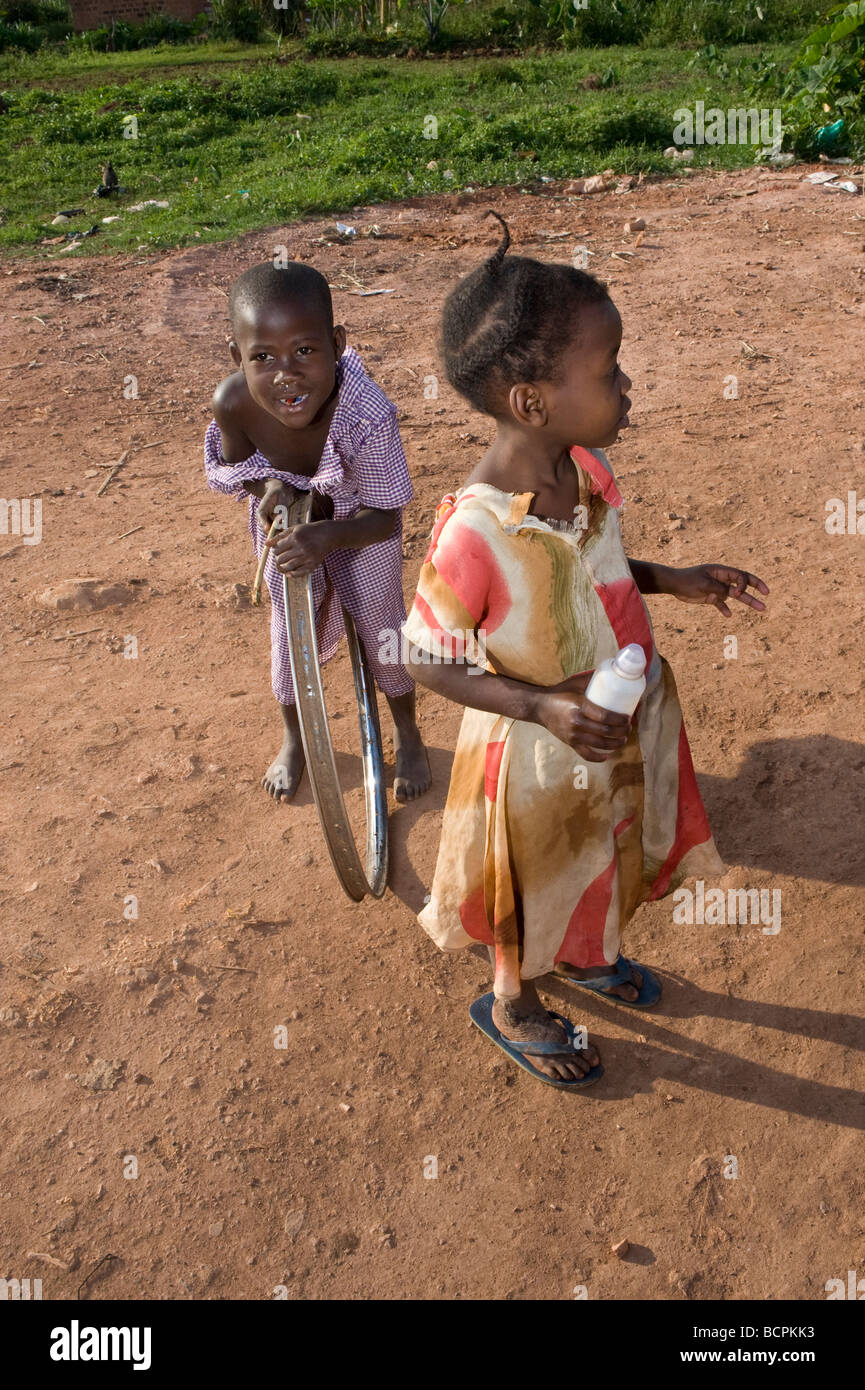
[205,261,431,803]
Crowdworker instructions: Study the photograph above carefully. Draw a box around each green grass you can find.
[0,41,799,257]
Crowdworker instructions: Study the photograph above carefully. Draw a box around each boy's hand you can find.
[257,480,298,534]
[536,671,631,763]
[268,521,335,579]
[666,564,769,617]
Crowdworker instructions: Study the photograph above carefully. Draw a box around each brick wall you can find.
[68,0,209,31]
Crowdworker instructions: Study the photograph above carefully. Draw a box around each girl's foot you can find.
[556,959,644,1003]
[491,994,600,1083]
[263,703,305,802]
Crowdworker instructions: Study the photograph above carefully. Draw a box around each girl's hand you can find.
[257,480,298,534]
[536,672,631,763]
[666,564,769,617]
[269,521,334,579]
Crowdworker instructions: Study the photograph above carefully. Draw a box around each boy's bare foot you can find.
[387,690,431,802]
[556,959,643,1003]
[262,702,305,802]
[491,983,600,1083]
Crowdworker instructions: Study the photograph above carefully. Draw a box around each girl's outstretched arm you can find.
[628,558,769,617]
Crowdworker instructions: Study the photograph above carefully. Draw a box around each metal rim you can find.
[281,492,388,901]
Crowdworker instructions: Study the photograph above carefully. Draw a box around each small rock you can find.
[195,992,214,1008]
[75,1058,124,1092]
[208,1220,224,1237]
[290,1009,302,1021]
[38,579,135,613]
[183,1076,200,1089]
[339,1102,353,1113]
[624,218,646,233]
[612,1238,630,1260]
[26,1067,49,1081]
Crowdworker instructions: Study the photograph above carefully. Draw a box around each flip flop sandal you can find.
[469,993,604,1091]
[557,954,662,1009]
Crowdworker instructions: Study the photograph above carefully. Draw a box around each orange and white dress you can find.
[402,446,724,1000]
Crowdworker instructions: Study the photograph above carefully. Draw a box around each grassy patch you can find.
[0,42,799,257]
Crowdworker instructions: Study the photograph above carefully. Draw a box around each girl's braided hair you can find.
[441,211,611,416]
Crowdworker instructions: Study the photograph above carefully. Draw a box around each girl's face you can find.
[539,299,632,450]
[230,300,346,429]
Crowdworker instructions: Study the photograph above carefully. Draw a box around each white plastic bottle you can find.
[584,643,647,716]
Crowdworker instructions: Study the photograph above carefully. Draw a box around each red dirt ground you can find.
[1,166,864,1302]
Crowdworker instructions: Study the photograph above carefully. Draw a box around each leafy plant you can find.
[750,1,865,154]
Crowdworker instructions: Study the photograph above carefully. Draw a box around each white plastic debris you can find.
[127,200,169,212]
[335,222,356,237]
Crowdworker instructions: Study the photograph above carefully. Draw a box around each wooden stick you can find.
[96,448,130,497]
[53,627,104,641]
[252,517,282,606]
[113,525,144,542]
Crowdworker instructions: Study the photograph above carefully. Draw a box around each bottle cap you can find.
[612,643,646,678]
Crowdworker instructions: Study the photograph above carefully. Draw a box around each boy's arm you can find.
[267,506,397,578]
[205,379,286,501]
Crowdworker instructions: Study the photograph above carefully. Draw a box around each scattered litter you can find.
[823,180,861,195]
[815,118,844,151]
[764,151,795,167]
[426,159,438,171]
[624,218,646,234]
[804,169,844,184]
[102,215,121,224]
[614,175,635,193]
[284,1209,305,1238]
[819,155,853,165]
[663,146,694,162]
[335,221,356,238]
[360,224,382,238]
[740,340,771,361]
[351,288,395,297]
[127,200,169,212]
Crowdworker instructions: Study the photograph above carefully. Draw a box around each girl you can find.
[403,214,768,1090]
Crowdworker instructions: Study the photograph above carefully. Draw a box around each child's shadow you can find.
[386,743,455,913]
[698,734,865,885]
[540,970,865,1126]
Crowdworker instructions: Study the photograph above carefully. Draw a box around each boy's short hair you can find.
[228,262,334,334]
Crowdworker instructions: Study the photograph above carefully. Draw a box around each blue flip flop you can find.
[557,954,662,1009]
[469,992,603,1091]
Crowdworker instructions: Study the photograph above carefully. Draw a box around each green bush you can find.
[207,0,264,42]
[749,0,865,155]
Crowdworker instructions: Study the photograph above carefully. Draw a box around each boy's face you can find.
[515,299,631,450]
[230,299,347,428]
